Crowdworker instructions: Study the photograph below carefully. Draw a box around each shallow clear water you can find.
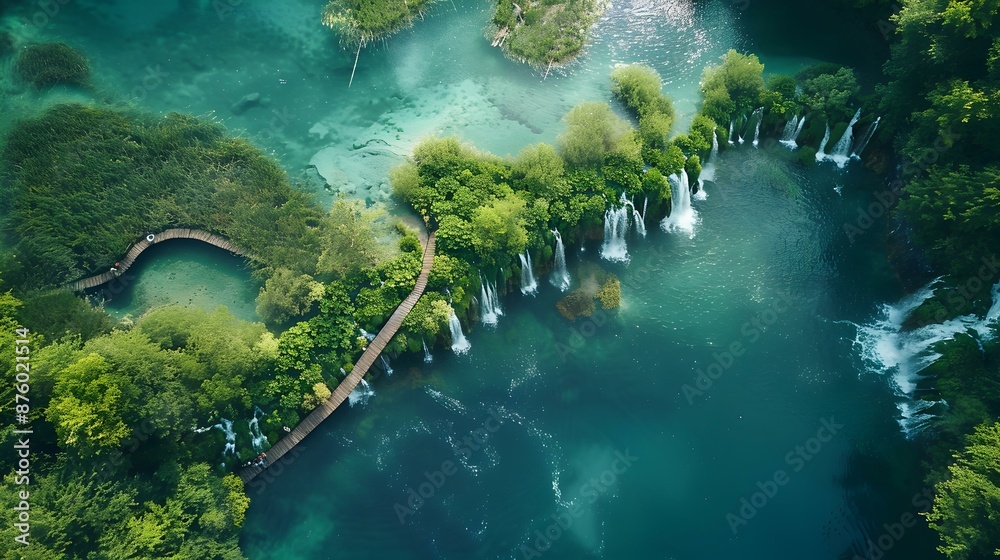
[98,239,259,323]
[0,1,932,558]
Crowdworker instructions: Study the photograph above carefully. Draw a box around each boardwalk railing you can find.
[239,232,436,484]
[67,228,250,291]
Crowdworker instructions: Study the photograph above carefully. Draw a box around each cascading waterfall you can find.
[600,198,631,263]
[851,117,881,159]
[518,251,538,295]
[780,115,806,148]
[422,338,433,363]
[661,169,698,238]
[348,378,375,407]
[379,354,393,376]
[449,310,471,354]
[360,328,375,341]
[697,128,719,192]
[751,107,764,147]
[822,108,862,168]
[248,407,267,452]
[728,120,734,145]
[551,230,571,291]
[854,279,1000,438]
[815,123,832,162]
[629,197,647,236]
[219,419,236,456]
[479,277,503,326]
[194,418,237,456]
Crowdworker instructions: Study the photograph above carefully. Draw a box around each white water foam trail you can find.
[661,169,699,238]
[853,279,1000,437]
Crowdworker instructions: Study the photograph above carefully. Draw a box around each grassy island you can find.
[322,0,433,47]
[489,0,603,68]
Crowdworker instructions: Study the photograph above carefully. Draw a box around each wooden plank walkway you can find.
[67,228,250,291]
[239,232,437,484]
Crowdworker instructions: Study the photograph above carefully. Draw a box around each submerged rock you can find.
[231,92,263,115]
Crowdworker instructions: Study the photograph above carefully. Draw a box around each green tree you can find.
[700,50,765,118]
[46,354,131,457]
[255,268,325,325]
[926,422,1000,559]
[558,102,633,168]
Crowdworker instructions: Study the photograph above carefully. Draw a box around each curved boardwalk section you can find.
[239,232,436,484]
[67,228,250,291]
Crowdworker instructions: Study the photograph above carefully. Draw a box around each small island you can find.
[489,0,604,69]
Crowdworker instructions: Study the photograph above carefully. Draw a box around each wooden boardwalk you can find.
[239,232,436,484]
[67,228,250,291]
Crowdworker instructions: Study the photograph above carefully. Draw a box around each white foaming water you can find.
[780,114,806,148]
[819,109,862,168]
[348,378,376,407]
[601,197,632,263]
[480,277,503,326]
[661,169,699,238]
[551,230,571,291]
[519,251,538,295]
[851,117,881,159]
[815,123,831,162]
[728,120,734,145]
[854,279,1000,437]
[423,338,433,363]
[248,407,267,452]
[750,107,764,147]
[379,354,394,376]
[697,127,719,188]
[195,418,238,456]
[449,309,471,354]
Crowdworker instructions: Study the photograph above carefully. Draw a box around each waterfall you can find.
[194,418,237,456]
[218,418,236,456]
[600,198,631,263]
[518,251,538,295]
[359,328,375,341]
[661,169,699,238]
[479,277,503,326]
[248,407,266,452]
[815,123,831,162]
[348,378,375,407]
[824,108,862,168]
[449,310,471,354]
[780,115,805,148]
[751,107,764,147]
[697,127,719,191]
[423,338,433,363]
[379,354,393,376]
[642,197,648,223]
[551,230,571,291]
[728,120,734,145]
[629,197,647,236]
[853,279,1000,438]
[851,117,880,159]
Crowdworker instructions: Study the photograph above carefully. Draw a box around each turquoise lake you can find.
[0,0,936,558]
